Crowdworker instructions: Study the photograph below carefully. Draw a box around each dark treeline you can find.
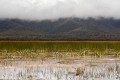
[0,34,120,41]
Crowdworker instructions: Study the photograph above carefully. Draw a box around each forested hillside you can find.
[0,18,120,41]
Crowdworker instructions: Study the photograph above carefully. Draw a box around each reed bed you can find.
[0,41,120,51]
[0,42,120,59]
[0,49,120,59]
[0,42,120,80]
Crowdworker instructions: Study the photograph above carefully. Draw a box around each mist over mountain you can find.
[0,0,120,40]
[0,17,120,41]
[0,0,120,20]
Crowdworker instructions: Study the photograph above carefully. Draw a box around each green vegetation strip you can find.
[0,42,120,59]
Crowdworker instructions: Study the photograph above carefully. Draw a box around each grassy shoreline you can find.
[0,41,120,59]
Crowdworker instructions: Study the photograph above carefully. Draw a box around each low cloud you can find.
[0,0,120,20]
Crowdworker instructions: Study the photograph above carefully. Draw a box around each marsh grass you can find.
[0,42,120,59]
[0,42,120,80]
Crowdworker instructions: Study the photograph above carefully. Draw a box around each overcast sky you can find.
[0,0,120,20]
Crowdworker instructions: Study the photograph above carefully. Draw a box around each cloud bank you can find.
[0,0,120,20]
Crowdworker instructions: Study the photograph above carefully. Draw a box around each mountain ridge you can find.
[0,18,120,41]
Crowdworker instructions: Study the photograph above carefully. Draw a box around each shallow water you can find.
[0,57,120,80]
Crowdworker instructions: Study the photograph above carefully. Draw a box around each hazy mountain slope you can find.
[0,18,120,40]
